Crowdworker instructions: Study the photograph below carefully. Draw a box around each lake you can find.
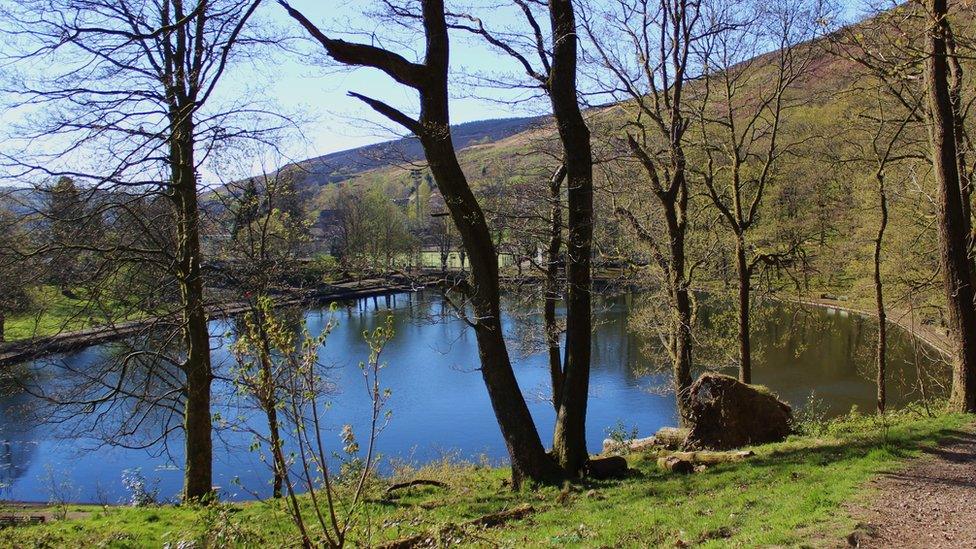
[0,290,947,503]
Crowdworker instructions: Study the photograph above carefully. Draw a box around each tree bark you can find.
[0,310,5,344]
[735,236,752,384]
[171,112,214,501]
[548,0,593,477]
[925,0,976,413]
[415,1,561,484]
[946,28,975,260]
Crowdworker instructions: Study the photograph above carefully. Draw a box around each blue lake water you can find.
[0,291,946,503]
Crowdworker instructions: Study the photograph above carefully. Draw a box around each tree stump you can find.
[584,456,629,479]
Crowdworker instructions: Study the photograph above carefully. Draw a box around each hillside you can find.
[305,5,963,330]
[288,115,547,191]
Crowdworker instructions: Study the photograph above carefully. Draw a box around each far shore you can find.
[773,294,951,358]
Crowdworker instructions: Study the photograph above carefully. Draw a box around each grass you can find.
[3,286,154,342]
[0,408,968,548]
[4,286,105,341]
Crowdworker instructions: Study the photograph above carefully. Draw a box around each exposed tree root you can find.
[384,479,449,496]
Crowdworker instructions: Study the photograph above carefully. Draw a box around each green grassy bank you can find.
[0,407,967,548]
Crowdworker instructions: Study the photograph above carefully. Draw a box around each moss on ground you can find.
[0,407,966,548]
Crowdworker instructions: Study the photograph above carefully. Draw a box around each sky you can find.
[241,1,545,164]
[253,0,864,163]
[0,0,867,183]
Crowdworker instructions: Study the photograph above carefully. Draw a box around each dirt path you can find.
[848,427,976,548]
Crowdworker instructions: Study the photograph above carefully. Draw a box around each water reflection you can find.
[0,381,40,497]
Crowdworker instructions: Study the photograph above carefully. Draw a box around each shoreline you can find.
[778,295,952,358]
[0,275,434,367]
[3,278,953,367]
[0,271,634,368]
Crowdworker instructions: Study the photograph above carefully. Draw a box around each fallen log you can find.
[657,456,694,474]
[601,435,657,454]
[655,427,690,449]
[656,449,755,474]
[666,450,755,465]
[376,504,536,549]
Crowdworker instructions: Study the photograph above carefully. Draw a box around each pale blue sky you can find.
[251,1,544,163]
[259,0,863,163]
[0,0,865,182]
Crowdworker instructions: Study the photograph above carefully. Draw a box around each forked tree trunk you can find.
[735,236,752,384]
[925,0,976,413]
[421,2,560,485]
[281,0,563,485]
[548,0,594,477]
[171,113,214,501]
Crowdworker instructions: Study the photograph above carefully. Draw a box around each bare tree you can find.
[0,0,275,500]
[446,0,595,475]
[693,0,825,383]
[854,94,919,413]
[278,0,563,485]
[582,0,735,421]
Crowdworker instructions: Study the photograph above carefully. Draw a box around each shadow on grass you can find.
[367,425,971,521]
[736,428,970,472]
[571,427,973,493]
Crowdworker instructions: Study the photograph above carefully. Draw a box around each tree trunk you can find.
[673,285,694,424]
[735,236,752,384]
[421,137,561,486]
[925,0,976,413]
[421,11,563,486]
[665,204,694,424]
[946,28,975,260]
[171,113,214,502]
[257,322,285,499]
[874,174,888,414]
[546,166,566,413]
[548,0,594,477]
[0,310,5,344]
[267,400,284,499]
[282,0,562,485]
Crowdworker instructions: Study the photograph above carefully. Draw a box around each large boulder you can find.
[684,373,793,450]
